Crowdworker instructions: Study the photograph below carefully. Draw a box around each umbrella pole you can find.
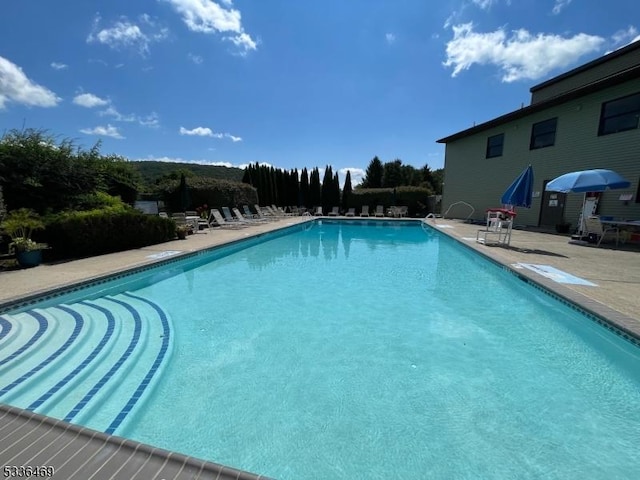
[578,192,587,237]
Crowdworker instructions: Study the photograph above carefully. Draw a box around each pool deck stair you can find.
[0,293,173,435]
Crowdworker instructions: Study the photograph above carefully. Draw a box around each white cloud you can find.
[179,126,241,140]
[180,126,217,136]
[138,155,241,168]
[612,26,640,46]
[339,167,365,187]
[188,53,203,64]
[443,23,605,82]
[50,62,68,70]
[73,92,109,108]
[162,0,258,55]
[551,0,572,15]
[385,33,396,45]
[0,56,61,109]
[471,0,497,9]
[139,112,160,128]
[225,32,258,56]
[99,105,158,127]
[80,124,125,139]
[87,14,168,55]
[99,105,136,122]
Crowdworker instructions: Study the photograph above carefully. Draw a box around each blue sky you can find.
[1,0,638,185]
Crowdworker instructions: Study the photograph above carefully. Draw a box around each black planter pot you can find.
[16,249,43,268]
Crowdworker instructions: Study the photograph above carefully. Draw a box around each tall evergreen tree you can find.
[309,167,322,208]
[332,172,341,209]
[342,170,353,210]
[362,156,383,188]
[291,169,300,206]
[321,165,334,211]
[300,168,310,208]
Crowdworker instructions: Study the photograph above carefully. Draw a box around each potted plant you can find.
[0,208,49,268]
[555,221,571,234]
[175,224,189,240]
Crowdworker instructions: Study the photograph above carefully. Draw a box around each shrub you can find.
[348,186,432,216]
[155,176,258,212]
[44,209,175,259]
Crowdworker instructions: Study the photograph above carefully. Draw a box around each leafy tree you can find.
[0,128,140,213]
[361,156,383,188]
[431,168,444,195]
[382,159,403,188]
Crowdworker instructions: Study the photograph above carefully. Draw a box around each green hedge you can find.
[44,209,175,259]
[349,187,432,216]
[155,176,258,212]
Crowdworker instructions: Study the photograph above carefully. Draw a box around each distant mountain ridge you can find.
[130,160,244,186]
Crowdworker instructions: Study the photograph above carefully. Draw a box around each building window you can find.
[530,118,557,149]
[486,133,504,158]
[598,92,640,136]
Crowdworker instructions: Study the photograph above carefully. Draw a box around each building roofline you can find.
[530,40,640,93]
[436,65,640,144]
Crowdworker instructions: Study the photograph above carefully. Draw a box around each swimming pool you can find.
[1,219,639,479]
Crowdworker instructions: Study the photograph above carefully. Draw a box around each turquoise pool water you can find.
[1,220,640,479]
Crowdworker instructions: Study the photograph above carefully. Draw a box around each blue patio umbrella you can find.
[501,164,534,208]
[544,168,630,193]
[545,169,631,235]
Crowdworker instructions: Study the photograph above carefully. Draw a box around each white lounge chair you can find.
[328,206,340,216]
[253,204,278,221]
[374,205,384,217]
[360,205,370,217]
[585,215,620,247]
[210,209,246,229]
[233,207,268,223]
[313,206,323,216]
[345,208,355,217]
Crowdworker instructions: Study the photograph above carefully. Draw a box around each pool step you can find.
[0,293,172,435]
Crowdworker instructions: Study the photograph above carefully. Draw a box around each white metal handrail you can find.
[442,201,475,221]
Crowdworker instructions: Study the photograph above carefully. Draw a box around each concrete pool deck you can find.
[1,215,639,479]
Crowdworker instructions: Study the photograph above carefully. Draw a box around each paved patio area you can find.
[1,215,639,480]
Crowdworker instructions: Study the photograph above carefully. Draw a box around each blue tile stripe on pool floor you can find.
[0,317,12,340]
[0,309,83,396]
[27,303,116,411]
[63,296,142,423]
[0,312,48,367]
[105,293,171,435]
